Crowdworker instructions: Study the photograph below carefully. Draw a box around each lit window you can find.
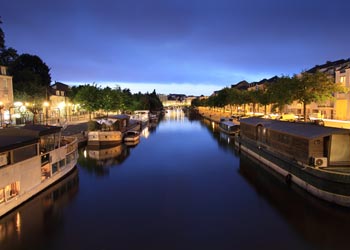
[0,188,4,203]
[5,181,20,200]
[340,76,346,85]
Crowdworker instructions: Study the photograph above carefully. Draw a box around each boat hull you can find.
[87,131,122,146]
[0,137,78,218]
[236,137,350,207]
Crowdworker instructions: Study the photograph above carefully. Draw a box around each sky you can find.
[2,0,350,96]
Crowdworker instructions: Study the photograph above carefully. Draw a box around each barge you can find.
[0,125,78,217]
[236,117,350,207]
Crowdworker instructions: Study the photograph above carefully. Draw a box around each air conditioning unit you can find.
[311,157,327,167]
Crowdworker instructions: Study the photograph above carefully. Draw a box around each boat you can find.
[87,115,141,147]
[0,124,78,217]
[219,117,240,135]
[123,131,140,146]
[88,130,122,146]
[235,117,350,207]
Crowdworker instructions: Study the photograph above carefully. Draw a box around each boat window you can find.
[13,144,37,164]
[40,134,55,152]
[0,188,4,204]
[41,164,51,180]
[52,162,59,174]
[0,152,10,167]
[59,159,66,168]
[5,181,20,200]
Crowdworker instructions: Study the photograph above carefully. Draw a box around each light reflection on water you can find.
[1,109,350,250]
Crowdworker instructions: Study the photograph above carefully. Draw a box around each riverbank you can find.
[197,107,232,123]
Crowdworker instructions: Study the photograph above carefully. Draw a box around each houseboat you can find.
[0,125,78,217]
[87,115,141,147]
[236,117,350,207]
[219,117,240,135]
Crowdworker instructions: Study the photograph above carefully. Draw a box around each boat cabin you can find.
[239,117,350,168]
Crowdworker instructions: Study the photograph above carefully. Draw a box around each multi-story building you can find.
[287,59,350,119]
[335,62,350,120]
[0,65,14,125]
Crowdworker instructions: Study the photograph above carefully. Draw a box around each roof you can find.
[0,128,38,152]
[240,117,349,139]
[0,125,62,152]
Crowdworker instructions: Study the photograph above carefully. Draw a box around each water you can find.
[1,109,350,250]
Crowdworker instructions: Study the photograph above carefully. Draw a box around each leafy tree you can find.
[0,17,4,49]
[101,86,123,116]
[0,47,18,65]
[9,54,51,101]
[74,84,102,120]
[292,71,343,121]
[266,76,295,112]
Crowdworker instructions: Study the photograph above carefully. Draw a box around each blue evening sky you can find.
[2,0,350,95]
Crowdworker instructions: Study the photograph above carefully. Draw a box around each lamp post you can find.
[0,101,4,127]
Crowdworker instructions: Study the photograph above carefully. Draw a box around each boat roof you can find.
[240,117,350,139]
[0,125,61,152]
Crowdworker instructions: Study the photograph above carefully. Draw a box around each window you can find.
[59,159,66,168]
[0,188,4,203]
[3,79,7,88]
[0,152,10,167]
[56,90,60,96]
[13,144,37,163]
[5,182,20,200]
[52,162,58,174]
[340,76,346,85]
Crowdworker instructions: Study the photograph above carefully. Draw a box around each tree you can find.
[0,17,4,49]
[0,47,19,65]
[74,84,102,120]
[292,71,343,121]
[266,76,295,113]
[9,54,51,101]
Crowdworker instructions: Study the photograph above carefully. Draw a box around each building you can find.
[335,62,350,120]
[0,65,14,126]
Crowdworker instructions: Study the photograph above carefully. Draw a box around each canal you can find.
[1,109,350,250]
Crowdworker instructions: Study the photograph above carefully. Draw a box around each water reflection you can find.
[239,153,350,250]
[199,117,237,153]
[0,168,79,250]
[78,144,130,176]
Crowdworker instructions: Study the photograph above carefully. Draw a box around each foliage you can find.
[74,84,102,119]
[0,47,18,65]
[9,54,51,101]
[0,17,4,49]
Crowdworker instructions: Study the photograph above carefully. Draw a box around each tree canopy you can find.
[9,54,51,101]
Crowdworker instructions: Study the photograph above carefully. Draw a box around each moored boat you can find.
[219,117,240,135]
[88,130,122,146]
[123,131,140,146]
[236,117,350,207]
[0,125,78,217]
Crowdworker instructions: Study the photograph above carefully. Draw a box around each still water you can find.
[1,109,350,250]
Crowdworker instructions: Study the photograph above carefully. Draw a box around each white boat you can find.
[124,131,140,145]
[0,125,78,217]
[219,117,240,135]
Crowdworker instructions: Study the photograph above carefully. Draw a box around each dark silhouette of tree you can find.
[0,47,19,65]
[0,17,4,49]
[9,54,51,101]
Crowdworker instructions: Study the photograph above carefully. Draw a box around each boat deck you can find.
[322,167,350,174]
